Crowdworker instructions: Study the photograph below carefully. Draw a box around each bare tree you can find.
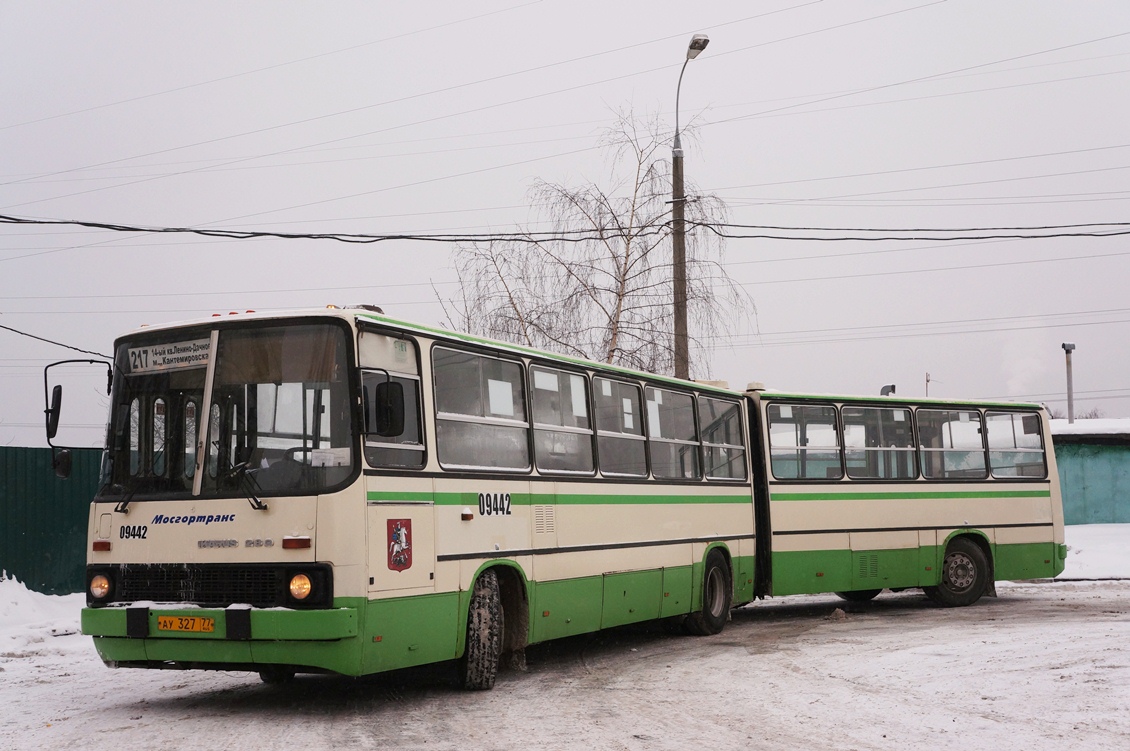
[441,112,751,378]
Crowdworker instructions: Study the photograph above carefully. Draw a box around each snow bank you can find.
[1061,524,1129,579]
[1,573,83,629]
[0,573,85,648]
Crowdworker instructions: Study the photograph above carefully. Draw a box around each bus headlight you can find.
[89,574,112,600]
[289,573,312,600]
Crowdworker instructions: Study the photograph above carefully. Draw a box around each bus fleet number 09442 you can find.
[478,493,512,516]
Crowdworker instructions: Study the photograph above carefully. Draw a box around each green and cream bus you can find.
[48,308,1065,688]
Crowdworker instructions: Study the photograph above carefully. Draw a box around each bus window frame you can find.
[984,409,1048,480]
[916,406,990,481]
[698,394,749,482]
[528,361,597,477]
[841,404,919,482]
[593,375,649,479]
[431,343,533,474]
[644,384,703,482]
[765,400,845,483]
[357,323,427,472]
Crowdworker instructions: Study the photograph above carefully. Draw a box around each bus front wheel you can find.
[685,550,732,636]
[924,537,989,607]
[460,568,503,690]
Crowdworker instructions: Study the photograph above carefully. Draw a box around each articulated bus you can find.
[47,308,1065,688]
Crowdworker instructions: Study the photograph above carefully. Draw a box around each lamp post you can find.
[1062,342,1076,423]
[672,33,709,380]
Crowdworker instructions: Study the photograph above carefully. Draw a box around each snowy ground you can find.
[3,525,1128,751]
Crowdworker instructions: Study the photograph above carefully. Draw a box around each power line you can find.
[708,65,1130,129]
[7,212,1130,247]
[747,164,1130,208]
[709,143,1130,193]
[733,249,1130,287]
[697,223,1130,242]
[0,323,111,359]
[709,29,1130,130]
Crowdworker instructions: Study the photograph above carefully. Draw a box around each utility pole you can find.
[671,34,709,380]
[1062,342,1076,423]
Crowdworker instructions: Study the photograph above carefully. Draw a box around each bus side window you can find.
[646,387,701,480]
[433,347,529,471]
[767,403,842,480]
[699,396,746,480]
[359,331,425,469]
[531,366,594,474]
[843,406,916,480]
[363,372,424,469]
[593,377,647,477]
[986,411,1046,478]
[918,409,987,480]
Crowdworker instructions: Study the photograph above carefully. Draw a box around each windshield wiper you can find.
[112,485,135,514]
[225,461,268,511]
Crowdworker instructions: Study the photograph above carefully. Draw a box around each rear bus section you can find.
[750,393,1065,606]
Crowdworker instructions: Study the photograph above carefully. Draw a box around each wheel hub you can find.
[944,552,976,591]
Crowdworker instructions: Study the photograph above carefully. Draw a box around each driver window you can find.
[358,330,424,469]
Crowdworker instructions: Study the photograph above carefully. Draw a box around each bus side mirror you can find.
[372,381,405,437]
[46,384,63,440]
[52,449,72,479]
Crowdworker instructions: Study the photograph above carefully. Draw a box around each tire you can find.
[835,589,882,603]
[460,568,503,690]
[685,550,732,636]
[924,537,989,607]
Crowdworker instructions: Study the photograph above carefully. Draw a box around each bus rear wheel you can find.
[924,537,989,607]
[835,589,882,602]
[460,568,503,690]
[685,550,732,636]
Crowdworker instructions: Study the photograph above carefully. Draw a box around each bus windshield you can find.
[99,321,355,500]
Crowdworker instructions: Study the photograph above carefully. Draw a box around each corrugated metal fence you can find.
[1055,442,1130,525]
[1,447,101,594]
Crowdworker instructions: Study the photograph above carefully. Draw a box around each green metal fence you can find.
[1054,441,1130,525]
[0,447,101,594]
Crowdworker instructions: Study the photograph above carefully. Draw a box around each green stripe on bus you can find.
[367,491,436,502]
[555,493,750,505]
[368,491,751,505]
[770,489,1052,501]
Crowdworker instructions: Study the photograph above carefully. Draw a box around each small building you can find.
[1051,419,1130,525]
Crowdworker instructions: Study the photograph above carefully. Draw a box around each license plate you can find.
[157,615,215,633]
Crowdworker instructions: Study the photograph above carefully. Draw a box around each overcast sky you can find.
[3,0,1129,448]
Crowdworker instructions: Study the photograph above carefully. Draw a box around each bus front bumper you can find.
[81,604,361,675]
[83,604,358,641]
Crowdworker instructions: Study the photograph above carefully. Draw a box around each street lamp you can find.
[672,33,709,380]
[1062,342,1076,423]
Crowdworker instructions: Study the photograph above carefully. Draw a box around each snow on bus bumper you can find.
[81,604,358,642]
